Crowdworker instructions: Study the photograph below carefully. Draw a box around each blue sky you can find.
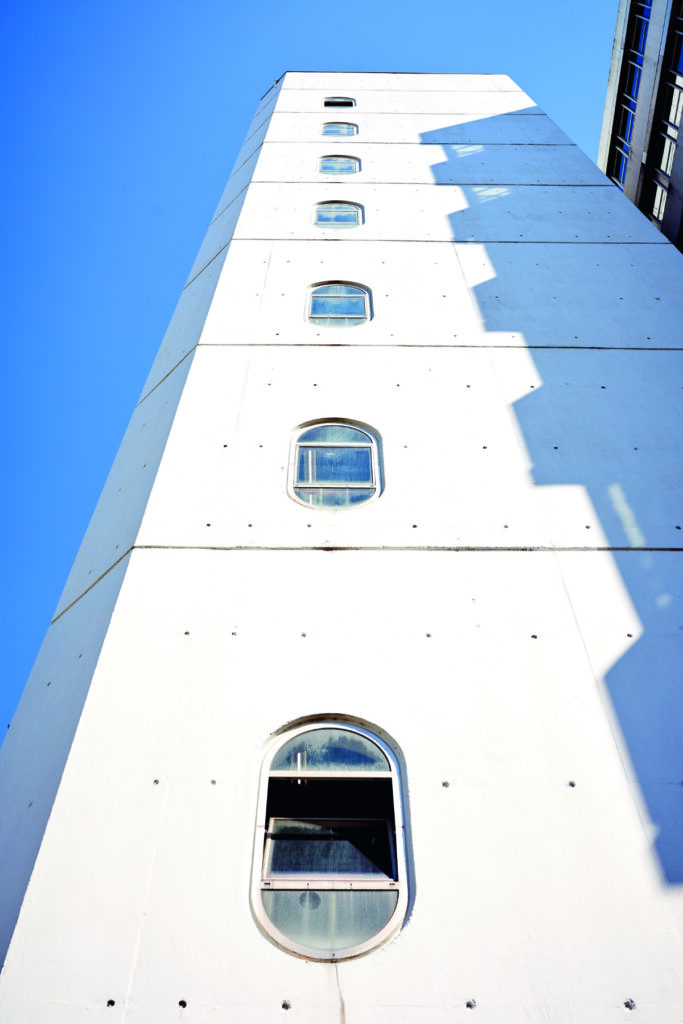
[1,0,619,730]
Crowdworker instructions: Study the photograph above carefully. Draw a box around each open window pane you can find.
[266,819,394,878]
[324,97,355,107]
[253,722,406,960]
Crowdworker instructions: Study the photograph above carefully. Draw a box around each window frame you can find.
[321,121,358,136]
[250,720,408,962]
[288,420,382,510]
[313,201,364,229]
[318,154,361,175]
[307,282,371,327]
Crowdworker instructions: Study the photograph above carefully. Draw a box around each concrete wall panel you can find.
[277,88,538,115]
[267,111,568,145]
[55,358,194,616]
[283,72,521,92]
[234,182,664,244]
[252,139,605,186]
[457,241,683,350]
[2,548,681,1020]
[198,239,483,347]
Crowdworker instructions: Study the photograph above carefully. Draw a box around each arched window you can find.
[322,122,358,136]
[319,154,360,175]
[290,421,381,508]
[324,96,355,108]
[314,201,363,228]
[251,721,407,961]
[308,282,370,327]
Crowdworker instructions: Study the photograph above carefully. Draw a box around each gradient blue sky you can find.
[2,0,619,729]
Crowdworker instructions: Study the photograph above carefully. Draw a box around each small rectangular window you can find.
[315,202,363,228]
[319,155,360,175]
[324,97,355,107]
[322,122,358,136]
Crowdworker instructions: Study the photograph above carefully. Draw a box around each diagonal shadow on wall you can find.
[422,107,683,883]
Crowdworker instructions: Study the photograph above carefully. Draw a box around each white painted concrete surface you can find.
[1,71,683,1022]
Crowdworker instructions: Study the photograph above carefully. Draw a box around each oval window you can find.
[251,722,408,960]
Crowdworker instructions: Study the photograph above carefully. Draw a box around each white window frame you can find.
[288,420,381,510]
[318,154,361,175]
[313,201,364,229]
[307,282,371,327]
[250,721,408,962]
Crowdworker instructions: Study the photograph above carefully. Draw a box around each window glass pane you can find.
[324,97,355,107]
[665,83,683,127]
[266,819,394,877]
[319,156,359,174]
[630,14,649,54]
[294,487,376,506]
[315,203,361,226]
[297,447,372,483]
[310,294,366,317]
[299,425,370,443]
[626,62,642,100]
[262,890,398,953]
[322,122,357,136]
[271,728,390,772]
[617,105,635,143]
[313,284,365,296]
[652,182,668,220]
[659,134,676,175]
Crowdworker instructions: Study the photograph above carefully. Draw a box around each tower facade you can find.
[2,72,683,1021]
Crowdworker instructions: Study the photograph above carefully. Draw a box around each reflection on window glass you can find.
[659,134,676,175]
[611,147,629,185]
[652,182,668,221]
[322,122,358,136]
[618,105,635,143]
[665,82,683,127]
[291,422,380,509]
[272,727,391,771]
[261,890,399,954]
[626,61,642,100]
[630,14,649,54]
[319,155,360,174]
[266,820,394,878]
[314,201,363,228]
[309,283,369,327]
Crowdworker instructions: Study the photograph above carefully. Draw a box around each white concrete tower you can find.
[1,72,683,1022]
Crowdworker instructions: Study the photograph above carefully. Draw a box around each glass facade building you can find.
[600,0,683,251]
